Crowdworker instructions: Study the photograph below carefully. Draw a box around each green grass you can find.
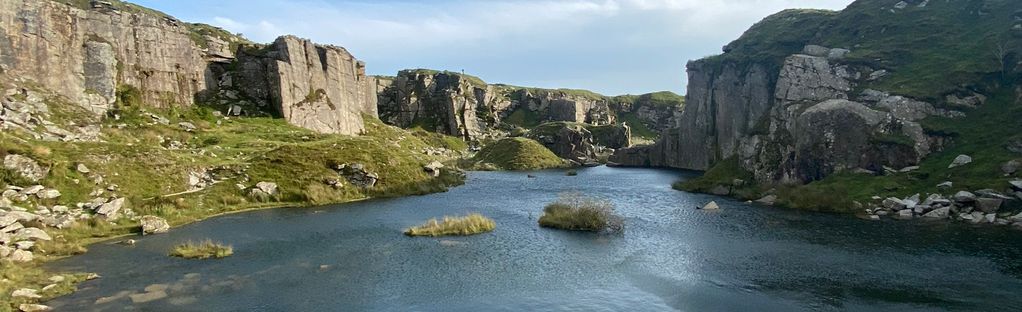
[784,88,1022,210]
[705,0,1020,99]
[404,213,496,237]
[674,157,758,198]
[0,86,467,308]
[504,107,544,128]
[538,193,623,233]
[616,113,657,139]
[471,138,564,171]
[170,240,233,259]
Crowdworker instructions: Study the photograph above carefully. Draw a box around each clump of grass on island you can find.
[539,193,623,233]
[404,213,496,237]
[170,240,233,259]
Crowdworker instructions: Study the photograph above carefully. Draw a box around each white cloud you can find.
[201,0,853,95]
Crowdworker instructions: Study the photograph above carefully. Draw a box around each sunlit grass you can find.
[404,213,496,237]
[170,240,233,259]
[539,193,623,233]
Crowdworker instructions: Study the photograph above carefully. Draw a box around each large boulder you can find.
[423,161,444,177]
[255,182,278,196]
[139,216,170,235]
[527,122,599,164]
[3,155,48,182]
[96,197,127,220]
[922,207,951,219]
[975,198,1004,213]
[14,227,51,241]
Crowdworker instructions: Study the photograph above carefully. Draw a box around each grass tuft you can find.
[538,193,623,233]
[404,213,496,237]
[170,240,233,259]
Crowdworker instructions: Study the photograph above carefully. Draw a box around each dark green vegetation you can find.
[714,0,1021,99]
[788,89,1022,211]
[170,240,234,259]
[682,0,1022,212]
[470,138,564,171]
[538,193,624,233]
[674,157,762,200]
[404,213,496,237]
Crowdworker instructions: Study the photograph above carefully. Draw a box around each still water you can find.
[48,166,1022,311]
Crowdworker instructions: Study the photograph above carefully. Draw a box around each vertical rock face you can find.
[235,36,378,135]
[617,47,950,184]
[0,0,225,113]
[376,70,616,140]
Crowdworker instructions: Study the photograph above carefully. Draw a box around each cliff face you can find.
[614,46,950,183]
[0,0,378,136]
[0,0,229,114]
[376,70,618,140]
[232,36,378,135]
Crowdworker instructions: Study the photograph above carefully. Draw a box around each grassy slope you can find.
[0,96,468,307]
[682,0,1022,212]
[471,138,564,171]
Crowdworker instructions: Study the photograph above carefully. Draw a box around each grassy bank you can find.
[0,91,468,308]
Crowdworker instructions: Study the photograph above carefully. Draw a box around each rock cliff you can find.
[376,70,647,141]
[230,36,379,135]
[614,0,1021,185]
[0,0,378,136]
[0,0,235,114]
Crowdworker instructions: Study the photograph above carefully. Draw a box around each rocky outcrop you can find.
[376,70,616,140]
[608,92,684,136]
[527,122,599,164]
[621,45,953,184]
[0,0,238,113]
[233,36,379,135]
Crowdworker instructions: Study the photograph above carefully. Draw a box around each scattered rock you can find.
[3,155,48,182]
[423,161,444,177]
[139,216,170,235]
[755,195,778,206]
[96,197,126,220]
[897,209,913,219]
[702,201,720,210]
[1004,160,1021,175]
[937,181,953,189]
[129,290,168,304]
[14,228,51,241]
[11,288,40,299]
[953,191,977,203]
[178,122,197,132]
[255,182,278,196]
[9,249,32,262]
[1010,180,1022,191]
[922,207,951,219]
[976,189,1012,200]
[975,198,1004,213]
[18,304,52,312]
[21,185,44,195]
[36,189,60,199]
[948,155,972,168]
[76,163,91,174]
[883,197,908,210]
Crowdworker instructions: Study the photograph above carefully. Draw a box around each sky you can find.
[133,0,854,96]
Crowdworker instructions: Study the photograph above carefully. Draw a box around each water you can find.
[47,167,1022,311]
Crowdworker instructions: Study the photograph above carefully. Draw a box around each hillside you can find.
[615,0,1022,213]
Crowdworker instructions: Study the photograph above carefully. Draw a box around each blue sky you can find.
[134,0,853,95]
